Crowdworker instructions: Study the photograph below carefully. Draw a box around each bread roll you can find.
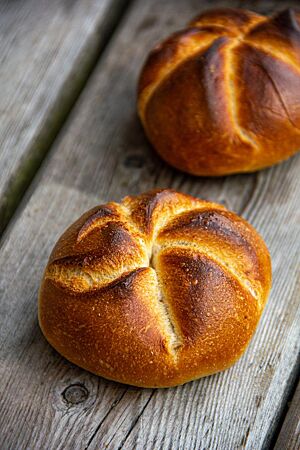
[38,189,271,387]
[138,8,300,176]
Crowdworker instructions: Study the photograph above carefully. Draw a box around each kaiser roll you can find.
[138,8,300,176]
[38,189,271,387]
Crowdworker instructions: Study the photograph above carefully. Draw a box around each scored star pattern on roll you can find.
[138,8,300,175]
[42,190,271,387]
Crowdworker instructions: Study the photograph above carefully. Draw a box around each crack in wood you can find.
[117,391,155,450]
[84,389,128,450]
[0,0,132,237]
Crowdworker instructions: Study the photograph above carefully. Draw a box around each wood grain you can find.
[0,0,128,234]
[275,379,300,450]
[0,0,299,449]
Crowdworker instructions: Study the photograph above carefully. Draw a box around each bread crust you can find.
[38,189,271,387]
[138,8,300,176]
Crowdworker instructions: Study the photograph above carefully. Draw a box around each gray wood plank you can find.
[0,0,299,449]
[0,0,128,234]
[275,380,300,450]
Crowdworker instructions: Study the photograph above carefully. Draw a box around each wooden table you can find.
[0,1,299,448]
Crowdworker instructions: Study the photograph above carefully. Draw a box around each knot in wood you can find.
[62,383,89,405]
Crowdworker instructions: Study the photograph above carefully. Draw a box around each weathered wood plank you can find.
[0,0,299,449]
[274,379,300,450]
[0,0,128,234]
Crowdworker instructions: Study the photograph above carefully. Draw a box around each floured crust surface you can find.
[138,8,300,176]
[39,189,271,387]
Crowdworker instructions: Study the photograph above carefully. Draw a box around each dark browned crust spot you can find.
[160,208,252,247]
[246,9,300,59]
[47,267,148,297]
[99,267,147,294]
[157,249,258,342]
[77,205,117,242]
[50,221,143,267]
[128,188,193,233]
[269,9,300,33]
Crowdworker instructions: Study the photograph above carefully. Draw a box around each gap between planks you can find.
[273,361,300,450]
[0,0,131,236]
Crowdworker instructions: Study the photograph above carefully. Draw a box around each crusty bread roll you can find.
[138,8,300,176]
[39,189,271,387]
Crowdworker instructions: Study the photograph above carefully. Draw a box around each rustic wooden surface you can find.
[275,380,300,450]
[0,0,127,233]
[0,0,299,449]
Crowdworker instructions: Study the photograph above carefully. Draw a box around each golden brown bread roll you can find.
[138,8,300,176]
[39,189,271,387]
